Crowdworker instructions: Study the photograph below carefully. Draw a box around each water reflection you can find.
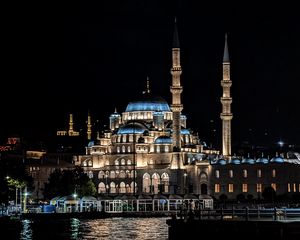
[18,217,168,240]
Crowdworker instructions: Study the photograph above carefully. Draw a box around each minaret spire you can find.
[146,76,150,94]
[170,18,183,151]
[87,110,92,140]
[68,113,74,134]
[220,33,233,158]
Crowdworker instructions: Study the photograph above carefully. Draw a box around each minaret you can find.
[220,34,233,158]
[170,19,183,151]
[68,113,74,134]
[87,111,92,140]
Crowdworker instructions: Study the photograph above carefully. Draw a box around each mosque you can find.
[71,22,300,202]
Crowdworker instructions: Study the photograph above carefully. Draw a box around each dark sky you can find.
[1,1,300,149]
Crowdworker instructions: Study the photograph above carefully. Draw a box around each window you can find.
[122,145,126,153]
[88,171,93,179]
[83,161,87,167]
[293,183,296,192]
[127,146,131,152]
[117,146,120,153]
[228,184,234,193]
[257,169,261,178]
[156,146,160,153]
[214,184,220,193]
[98,171,105,179]
[229,170,233,178]
[119,182,126,193]
[165,145,169,152]
[105,160,109,166]
[88,161,92,167]
[242,184,248,193]
[215,170,220,178]
[288,183,291,192]
[127,159,131,165]
[161,172,169,193]
[121,159,126,165]
[271,183,276,192]
[272,169,276,178]
[257,184,262,193]
[98,182,106,194]
[115,160,119,166]
[243,169,247,178]
[122,135,126,143]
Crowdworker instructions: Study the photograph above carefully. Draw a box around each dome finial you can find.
[114,107,117,113]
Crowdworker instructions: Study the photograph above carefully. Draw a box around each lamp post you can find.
[183,173,187,194]
[73,192,78,212]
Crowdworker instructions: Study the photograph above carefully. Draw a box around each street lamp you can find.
[183,173,187,194]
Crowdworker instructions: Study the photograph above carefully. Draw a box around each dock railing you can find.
[177,207,300,221]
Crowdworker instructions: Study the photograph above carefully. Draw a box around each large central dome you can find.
[125,94,170,112]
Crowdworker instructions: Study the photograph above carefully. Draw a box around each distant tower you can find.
[220,34,233,158]
[170,19,183,151]
[109,108,121,131]
[87,111,92,140]
[68,113,74,134]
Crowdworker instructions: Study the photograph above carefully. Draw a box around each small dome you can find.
[218,159,227,165]
[230,159,241,165]
[256,158,269,164]
[88,141,94,147]
[270,157,284,163]
[246,158,255,164]
[117,122,147,134]
[154,136,172,144]
[125,94,170,112]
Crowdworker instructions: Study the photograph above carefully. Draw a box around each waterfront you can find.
[2,217,168,240]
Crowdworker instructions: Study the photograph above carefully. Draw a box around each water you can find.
[17,218,168,240]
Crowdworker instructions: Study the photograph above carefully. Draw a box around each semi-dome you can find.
[154,136,172,144]
[256,158,269,164]
[125,94,170,112]
[117,122,147,134]
[270,157,284,163]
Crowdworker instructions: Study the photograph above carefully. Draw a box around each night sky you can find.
[1,1,300,149]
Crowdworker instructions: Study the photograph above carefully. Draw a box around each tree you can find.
[43,167,97,200]
[236,193,245,202]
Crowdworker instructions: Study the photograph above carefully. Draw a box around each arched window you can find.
[88,160,92,167]
[117,146,120,153]
[126,170,130,178]
[126,184,130,193]
[156,146,160,153]
[130,170,137,179]
[164,146,169,152]
[119,170,126,179]
[152,173,160,194]
[215,170,220,178]
[200,172,208,182]
[121,159,126,165]
[88,171,93,179]
[119,182,126,193]
[243,169,248,178]
[122,135,126,143]
[143,173,151,193]
[83,161,87,167]
[98,182,106,194]
[127,146,131,152]
[98,171,105,179]
[122,145,126,153]
[229,170,233,178]
[110,171,116,179]
[161,172,169,193]
[110,182,116,193]
[127,159,131,165]
[105,160,109,166]
[115,160,119,166]
[130,181,137,193]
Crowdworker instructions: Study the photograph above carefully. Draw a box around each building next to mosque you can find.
[34,21,300,203]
